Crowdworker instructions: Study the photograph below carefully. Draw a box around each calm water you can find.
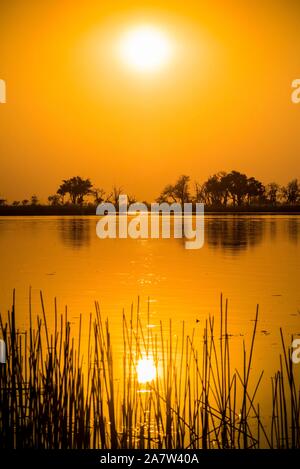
[0,215,300,382]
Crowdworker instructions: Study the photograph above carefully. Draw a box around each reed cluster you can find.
[0,292,299,449]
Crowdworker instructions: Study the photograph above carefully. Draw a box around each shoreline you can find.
[0,205,300,216]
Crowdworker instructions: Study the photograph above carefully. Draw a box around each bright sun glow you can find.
[120,26,172,73]
[136,357,156,383]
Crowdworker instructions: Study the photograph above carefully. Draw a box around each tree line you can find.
[0,171,300,208]
[158,172,300,206]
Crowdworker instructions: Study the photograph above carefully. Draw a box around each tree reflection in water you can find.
[59,217,91,248]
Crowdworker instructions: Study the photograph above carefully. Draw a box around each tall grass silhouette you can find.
[0,292,299,448]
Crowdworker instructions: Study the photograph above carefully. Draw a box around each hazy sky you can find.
[0,0,300,202]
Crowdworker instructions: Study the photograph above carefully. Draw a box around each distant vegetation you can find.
[157,173,300,207]
[1,172,300,213]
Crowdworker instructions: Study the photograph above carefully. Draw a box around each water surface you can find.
[0,215,299,383]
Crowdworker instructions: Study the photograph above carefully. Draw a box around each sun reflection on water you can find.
[136,356,156,383]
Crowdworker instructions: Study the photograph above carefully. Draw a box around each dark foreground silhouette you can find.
[0,293,299,449]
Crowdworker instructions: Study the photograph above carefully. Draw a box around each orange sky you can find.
[0,0,300,202]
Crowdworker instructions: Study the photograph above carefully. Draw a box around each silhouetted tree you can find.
[12,201,20,206]
[223,171,249,206]
[201,172,229,206]
[57,176,93,205]
[281,179,300,205]
[266,182,280,205]
[108,186,123,206]
[173,175,191,204]
[199,171,264,207]
[92,187,106,204]
[57,187,66,204]
[22,199,29,206]
[157,175,191,205]
[0,198,7,206]
[156,184,176,203]
[128,194,137,204]
[194,182,207,203]
[48,194,62,206]
[246,177,265,205]
[31,195,39,206]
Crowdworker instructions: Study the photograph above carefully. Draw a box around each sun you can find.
[136,357,156,383]
[120,25,172,73]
